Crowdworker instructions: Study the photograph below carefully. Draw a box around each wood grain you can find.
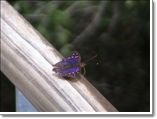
[1,1,118,112]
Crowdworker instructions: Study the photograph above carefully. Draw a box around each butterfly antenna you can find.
[85,54,98,63]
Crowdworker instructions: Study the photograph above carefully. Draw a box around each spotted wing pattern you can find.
[53,51,81,78]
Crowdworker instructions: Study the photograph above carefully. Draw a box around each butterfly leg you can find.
[82,67,86,76]
[72,72,76,78]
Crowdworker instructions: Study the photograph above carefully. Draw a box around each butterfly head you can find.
[80,62,86,67]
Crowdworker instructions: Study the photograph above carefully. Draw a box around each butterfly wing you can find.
[53,66,80,78]
[53,51,81,78]
[53,51,81,68]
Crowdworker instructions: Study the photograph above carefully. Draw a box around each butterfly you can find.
[52,51,86,78]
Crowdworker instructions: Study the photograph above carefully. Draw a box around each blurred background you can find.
[1,0,150,112]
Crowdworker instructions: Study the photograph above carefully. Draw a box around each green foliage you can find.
[56,28,72,45]
[60,44,72,56]
[13,1,34,14]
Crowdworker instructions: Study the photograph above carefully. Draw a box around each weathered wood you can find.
[0,1,118,112]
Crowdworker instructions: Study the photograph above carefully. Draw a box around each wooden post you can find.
[1,1,118,112]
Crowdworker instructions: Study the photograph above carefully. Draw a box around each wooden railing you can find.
[1,1,118,112]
